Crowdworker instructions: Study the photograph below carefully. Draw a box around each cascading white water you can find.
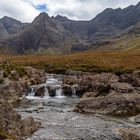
[44,86,49,97]
[55,86,64,98]
[27,74,65,99]
[28,87,35,96]
[71,85,77,97]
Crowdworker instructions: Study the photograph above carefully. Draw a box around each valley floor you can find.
[0,49,140,73]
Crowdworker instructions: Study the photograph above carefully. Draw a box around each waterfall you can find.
[27,74,71,99]
[44,86,49,97]
[28,87,35,96]
[71,85,77,97]
[55,86,63,98]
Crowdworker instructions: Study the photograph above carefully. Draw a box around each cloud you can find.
[0,0,39,22]
[0,0,140,22]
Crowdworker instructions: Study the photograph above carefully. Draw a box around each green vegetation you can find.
[15,67,27,77]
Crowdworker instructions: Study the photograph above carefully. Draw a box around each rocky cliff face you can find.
[0,16,28,38]
[0,2,140,54]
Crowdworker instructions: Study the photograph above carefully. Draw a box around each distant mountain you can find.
[0,13,79,54]
[0,16,28,38]
[0,2,140,54]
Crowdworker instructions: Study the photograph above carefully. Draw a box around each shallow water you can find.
[15,97,139,140]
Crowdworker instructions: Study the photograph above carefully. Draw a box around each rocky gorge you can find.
[0,60,140,140]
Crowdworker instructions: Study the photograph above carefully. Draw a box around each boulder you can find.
[119,74,134,84]
[133,70,140,87]
[111,82,134,93]
[20,116,41,136]
[35,86,44,97]
[74,93,140,116]
[0,100,40,139]
[9,70,19,81]
[117,127,140,140]
[0,70,4,78]
[25,67,46,84]
[0,79,24,102]
[48,86,56,97]
[62,85,72,96]
[129,114,140,124]
[82,92,98,98]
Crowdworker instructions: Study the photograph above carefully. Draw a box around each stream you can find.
[16,74,138,140]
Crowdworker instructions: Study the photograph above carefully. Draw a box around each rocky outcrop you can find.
[110,82,134,93]
[117,127,140,140]
[82,92,98,98]
[0,100,41,140]
[0,78,24,103]
[74,93,140,116]
[25,67,46,85]
[35,86,44,97]
[133,70,140,87]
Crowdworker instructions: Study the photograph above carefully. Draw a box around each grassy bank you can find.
[0,49,140,74]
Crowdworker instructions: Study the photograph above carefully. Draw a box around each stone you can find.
[116,127,140,140]
[20,116,41,136]
[36,103,44,110]
[129,114,140,124]
[133,70,140,87]
[48,86,56,97]
[82,92,98,98]
[111,82,134,93]
[35,86,45,97]
[74,93,140,116]
[62,85,72,96]
[0,100,40,139]
[9,70,19,81]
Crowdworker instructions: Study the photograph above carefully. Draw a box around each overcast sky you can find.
[0,0,140,22]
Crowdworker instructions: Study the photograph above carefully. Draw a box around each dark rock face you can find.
[35,86,45,97]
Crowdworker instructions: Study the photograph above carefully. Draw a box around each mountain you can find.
[0,16,28,38]
[0,2,140,54]
[0,13,79,54]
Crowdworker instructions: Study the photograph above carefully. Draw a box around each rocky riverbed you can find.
[15,97,140,140]
[0,60,140,140]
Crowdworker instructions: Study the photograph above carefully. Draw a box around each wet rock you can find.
[62,84,72,96]
[117,127,140,140]
[74,93,140,116]
[35,86,44,97]
[48,86,56,97]
[36,103,44,110]
[133,70,140,87]
[111,82,134,93]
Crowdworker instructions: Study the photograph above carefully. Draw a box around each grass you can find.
[0,49,140,74]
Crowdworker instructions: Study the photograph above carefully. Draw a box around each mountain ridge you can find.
[0,2,140,54]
